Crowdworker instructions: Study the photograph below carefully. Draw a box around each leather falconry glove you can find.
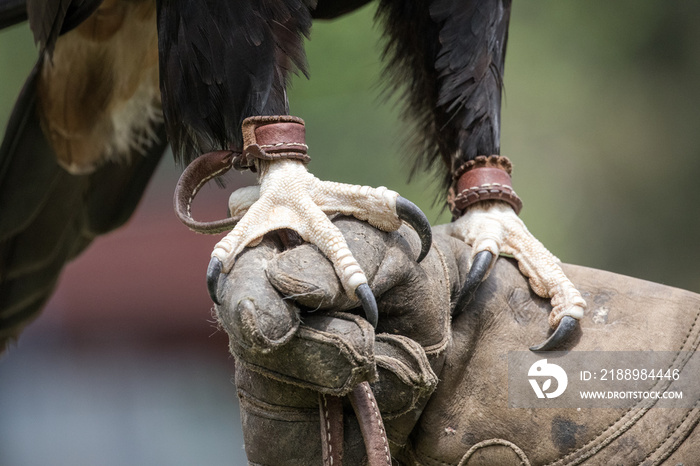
[215,218,700,465]
[216,217,454,465]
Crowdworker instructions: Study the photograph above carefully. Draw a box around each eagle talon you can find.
[454,250,493,313]
[207,257,224,305]
[355,283,378,328]
[395,196,432,263]
[529,315,578,352]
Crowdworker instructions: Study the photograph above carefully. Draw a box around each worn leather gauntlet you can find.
[215,218,454,464]
[215,218,700,465]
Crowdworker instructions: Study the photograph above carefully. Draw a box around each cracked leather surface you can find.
[215,217,700,465]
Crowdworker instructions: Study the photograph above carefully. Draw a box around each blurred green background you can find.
[2,1,699,291]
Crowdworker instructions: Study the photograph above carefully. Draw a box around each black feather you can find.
[26,0,102,54]
[377,0,511,189]
[312,0,372,19]
[0,0,27,30]
[157,0,317,165]
[0,62,167,348]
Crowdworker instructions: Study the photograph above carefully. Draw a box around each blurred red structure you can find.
[38,160,255,347]
[1,160,253,465]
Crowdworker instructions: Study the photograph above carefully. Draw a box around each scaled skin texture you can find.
[216,161,585,330]
[437,201,586,327]
[212,158,403,300]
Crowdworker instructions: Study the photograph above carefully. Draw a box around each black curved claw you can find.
[395,196,432,263]
[207,257,224,305]
[454,250,494,314]
[530,316,579,352]
[355,283,378,328]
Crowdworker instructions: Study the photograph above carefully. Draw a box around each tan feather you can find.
[36,0,161,174]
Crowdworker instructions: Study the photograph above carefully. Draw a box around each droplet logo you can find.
[528,359,568,399]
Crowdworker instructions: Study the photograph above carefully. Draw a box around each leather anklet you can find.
[448,155,523,217]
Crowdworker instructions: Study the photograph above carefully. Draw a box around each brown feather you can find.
[36,0,161,174]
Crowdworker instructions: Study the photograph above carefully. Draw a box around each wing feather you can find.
[0,63,166,345]
[1,2,167,348]
[0,0,27,30]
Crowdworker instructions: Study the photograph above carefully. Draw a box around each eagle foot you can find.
[206,158,431,328]
[442,201,586,350]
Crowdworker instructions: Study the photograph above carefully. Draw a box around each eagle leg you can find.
[443,201,585,350]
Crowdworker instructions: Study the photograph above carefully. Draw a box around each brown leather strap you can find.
[174,115,311,234]
[320,394,345,466]
[320,383,392,465]
[237,115,310,169]
[449,155,523,216]
[173,150,243,234]
[349,382,392,466]
[456,167,513,193]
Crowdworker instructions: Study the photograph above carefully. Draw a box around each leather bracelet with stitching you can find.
[448,155,523,217]
[236,115,311,169]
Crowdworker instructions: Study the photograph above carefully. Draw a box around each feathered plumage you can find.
[0,64,167,345]
[377,0,511,188]
[0,0,166,347]
[1,0,542,348]
[157,0,316,164]
[0,0,28,29]
[26,0,101,53]
[156,0,510,178]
